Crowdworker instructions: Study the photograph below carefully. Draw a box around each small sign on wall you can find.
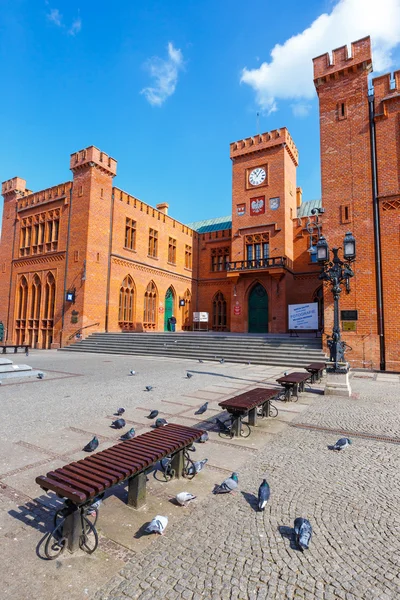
[342,321,356,331]
[233,301,241,316]
[250,196,265,216]
[193,312,209,322]
[288,303,318,330]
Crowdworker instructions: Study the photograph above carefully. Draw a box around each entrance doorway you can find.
[164,287,174,331]
[248,283,268,333]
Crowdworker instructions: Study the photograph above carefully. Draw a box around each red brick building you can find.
[1,35,398,370]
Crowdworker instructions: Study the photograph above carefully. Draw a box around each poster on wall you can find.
[288,303,318,330]
[193,312,209,322]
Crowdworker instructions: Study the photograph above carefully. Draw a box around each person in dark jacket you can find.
[169,316,177,332]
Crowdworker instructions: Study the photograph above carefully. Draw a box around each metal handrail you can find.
[227,256,291,271]
[68,322,100,341]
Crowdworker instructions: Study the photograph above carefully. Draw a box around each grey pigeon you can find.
[129,370,136,376]
[198,431,209,443]
[294,518,312,551]
[215,417,231,435]
[186,372,193,379]
[145,515,168,535]
[111,418,126,429]
[120,427,135,440]
[195,402,208,415]
[258,479,270,511]
[145,385,153,392]
[333,437,352,451]
[198,359,204,363]
[187,458,208,475]
[115,407,125,416]
[219,358,225,364]
[37,372,45,379]
[213,472,238,494]
[176,492,196,507]
[147,410,159,419]
[83,436,99,452]
[87,497,103,516]
[155,418,168,428]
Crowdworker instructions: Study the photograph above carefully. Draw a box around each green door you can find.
[248,283,268,333]
[164,288,174,331]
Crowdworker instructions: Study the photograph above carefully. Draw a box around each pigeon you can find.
[294,518,312,551]
[213,472,239,494]
[115,407,125,416]
[219,358,225,364]
[258,479,271,511]
[37,372,45,379]
[129,370,136,376]
[186,372,193,379]
[155,418,168,428]
[83,436,99,452]
[145,515,168,535]
[175,492,197,507]
[120,427,135,440]
[187,458,208,475]
[198,432,209,443]
[111,418,126,429]
[147,410,159,419]
[145,386,153,392]
[195,402,208,415]
[87,497,103,516]
[198,359,204,363]
[333,437,352,451]
[215,417,231,435]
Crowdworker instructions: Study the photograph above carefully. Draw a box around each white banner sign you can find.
[193,312,209,323]
[288,303,318,330]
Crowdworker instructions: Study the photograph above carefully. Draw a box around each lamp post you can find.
[316,232,356,372]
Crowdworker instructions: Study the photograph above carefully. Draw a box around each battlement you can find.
[230,128,298,166]
[313,36,372,85]
[372,70,400,102]
[2,177,27,197]
[17,181,73,212]
[70,146,117,177]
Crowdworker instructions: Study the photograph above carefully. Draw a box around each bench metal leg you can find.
[248,407,257,427]
[128,471,147,508]
[261,399,270,418]
[293,383,299,400]
[63,506,81,553]
[170,449,184,479]
[284,385,291,402]
[231,417,241,438]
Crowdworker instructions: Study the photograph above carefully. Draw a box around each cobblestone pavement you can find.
[94,379,400,600]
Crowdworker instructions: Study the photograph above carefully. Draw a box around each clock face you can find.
[249,167,266,186]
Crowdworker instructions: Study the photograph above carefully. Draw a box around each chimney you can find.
[156,202,169,215]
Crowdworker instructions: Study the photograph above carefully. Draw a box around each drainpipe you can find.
[6,200,18,342]
[368,94,385,371]
[105,191,114,332]
[61,185,73,347]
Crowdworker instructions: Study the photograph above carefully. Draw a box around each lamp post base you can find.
[324,362,352,397]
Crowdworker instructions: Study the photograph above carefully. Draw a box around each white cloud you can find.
[141,43,184,107]
[241,0,400,114]
[291,103,312,118]
[68,17,82,36]
[47,8,62,27]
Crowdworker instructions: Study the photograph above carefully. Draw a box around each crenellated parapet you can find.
[372,71,400,119]
[2,177,28,198]
[17,181,73,212]
[313,36,372,88]
[70,146,117,177]
[230,128,298,166]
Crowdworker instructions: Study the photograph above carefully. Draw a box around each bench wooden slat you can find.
[119,438,169,459]
[47,471,97,498]
[219,388,278,412]
[36,476,87,504]
[100,447,151,471]
[68,462,119,485]
[84,455,132,477]
[276,372,310,384]
[61,465,113,491]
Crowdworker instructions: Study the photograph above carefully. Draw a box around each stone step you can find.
[0,363,32,373]
[0,358,13,366]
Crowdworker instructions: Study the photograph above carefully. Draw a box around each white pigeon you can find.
[130,370,136,376]
[145,515,168,535]
[175,492,197,507]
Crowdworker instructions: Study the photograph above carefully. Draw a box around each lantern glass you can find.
[343,231,356,260]
[316,236,329,262]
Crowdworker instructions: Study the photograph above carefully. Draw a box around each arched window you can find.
[143,281,157,329]
[181,289,191,329]
[30,274,42,320]
[119,275,135,323]
[17,276,28,319]
[43,272,56,319]
[212,291,227,329]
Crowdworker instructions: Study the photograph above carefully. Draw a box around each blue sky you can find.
[1,0,400,228]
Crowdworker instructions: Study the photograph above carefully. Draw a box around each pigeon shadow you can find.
[327,445,335,451]
[278,525,299,551]
[134,521,152,539]
[241,491,259,512]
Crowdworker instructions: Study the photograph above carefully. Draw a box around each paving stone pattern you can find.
[94,391,400,600]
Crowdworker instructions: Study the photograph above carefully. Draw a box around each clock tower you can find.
[229,128,299,333]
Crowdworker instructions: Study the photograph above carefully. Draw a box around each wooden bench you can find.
[305,362,325,383]
[36,423,204,554]
[218,388,280,437]
[276,372,311,402]
[1,344,30,355]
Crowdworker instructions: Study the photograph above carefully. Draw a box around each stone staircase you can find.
[0,357,35,380]
[60,332,326,367]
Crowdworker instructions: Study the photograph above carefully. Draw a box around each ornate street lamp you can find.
[317,231,356,372]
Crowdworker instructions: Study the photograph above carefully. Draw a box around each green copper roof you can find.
[186,199,322,232]
[187,216,232,233]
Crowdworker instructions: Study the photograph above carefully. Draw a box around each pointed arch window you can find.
[119,275,135,323]
[143,281,157,329]
[212,291,227,329]
[181,289,191,329]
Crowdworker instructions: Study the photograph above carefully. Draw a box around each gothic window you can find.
[119,275,135,323]
[245,233,269,266]
[212,291,227,329]
[185,245,192,269]
[168,238,177,264]
[148,229,158,258]
[15,276,28,345]
[143,281,157,329]
[125,218,136,250]
[211,247,230,272]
